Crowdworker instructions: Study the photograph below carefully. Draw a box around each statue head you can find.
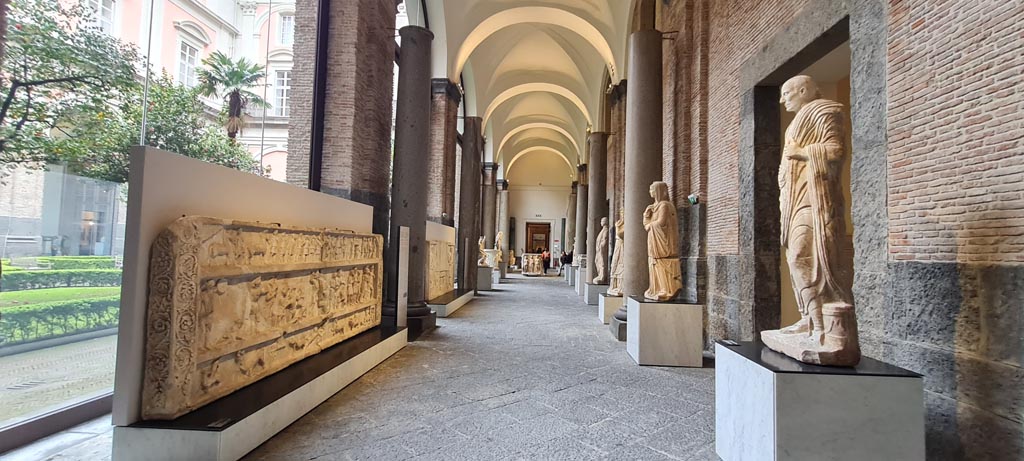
[780,75,821,113]
[601,217,608,227]
[649,181,669,202]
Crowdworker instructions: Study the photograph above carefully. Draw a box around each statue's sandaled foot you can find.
[777,318,810,335]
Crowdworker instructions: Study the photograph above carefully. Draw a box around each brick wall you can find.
[887,0,1024,263]
[427,81,460,226]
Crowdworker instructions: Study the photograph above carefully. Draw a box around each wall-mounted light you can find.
[687,194,699,205]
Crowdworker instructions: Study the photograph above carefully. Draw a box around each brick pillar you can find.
[574,164,589,262]
[286,0,396,236]
[428,79,461,226]
[384,25,434,338]
[458,118,483,292]
[481,163,499,247]
[587,132,609,283]
[497,180,510,277]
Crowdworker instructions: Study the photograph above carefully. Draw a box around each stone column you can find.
[612,27,663,339]
[458,117,483,292]
[497,180,510,278]
[427,79,461,226]
[384,25,434,337]
[481,163,499,247]
[587,132,609,283]
[566,182,578,254]
[574,164,589,261]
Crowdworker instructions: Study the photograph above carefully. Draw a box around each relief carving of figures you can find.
[427,240,456,299]
[592,217,609,285]
[643,181,683,301]
[142,217,384,420]
[760,76,860,366]
[522,253,544,276]
[607,210,625,296]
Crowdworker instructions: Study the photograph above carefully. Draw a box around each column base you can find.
[608,316,627,342]
[598,294,623,324]
[626,296,703,367]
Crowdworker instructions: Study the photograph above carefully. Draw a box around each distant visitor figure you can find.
[760,75,859,367]
[643,181,682,301]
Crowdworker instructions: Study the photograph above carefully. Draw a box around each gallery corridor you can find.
[5,274,716,461]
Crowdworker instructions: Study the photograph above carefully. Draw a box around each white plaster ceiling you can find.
[406,0,637,179]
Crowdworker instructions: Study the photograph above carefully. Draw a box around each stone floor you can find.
[3,274,718,460]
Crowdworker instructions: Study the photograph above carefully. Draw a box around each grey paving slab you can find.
[5,274,719,461]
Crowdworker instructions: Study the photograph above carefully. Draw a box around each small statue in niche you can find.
[760,75,860,366]
[593,217,609,285]
[643,181,682,301]
[606,210,625,296]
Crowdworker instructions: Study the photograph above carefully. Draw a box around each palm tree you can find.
[196,51,268,140]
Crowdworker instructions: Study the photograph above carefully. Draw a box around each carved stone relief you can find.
[522,253,544,276]
[142,217,383,420]
[427,240,456,300]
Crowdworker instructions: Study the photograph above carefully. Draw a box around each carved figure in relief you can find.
[593,217,609,285]
[607,210,625,296]
[643,182,683,301]
[760,75,859,366]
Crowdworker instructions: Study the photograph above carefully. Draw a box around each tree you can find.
[196,51,268,140]
[0,0,139,176]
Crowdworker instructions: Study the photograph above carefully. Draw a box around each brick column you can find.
[384,25,434,338]
[566,182,578,255]
[286,0,396,236]
[427,79,461,226]
[574,164,589,262]
[612,28,663,340]
[497,180,510,277]
[587,132,609,283]
[457,118,483,293]
[481,163,499,247]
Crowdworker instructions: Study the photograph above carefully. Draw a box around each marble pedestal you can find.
[714,341,925,461]
[427,289,474,318]
[477,266,494,291]
[567,266,577,287]
[598,294,623,324]
[575,269,587,296]
[113,328,407,461]
[626,297,703,367]
[563,268,571,283]
[492,268,501,285]
[584,283,606,305]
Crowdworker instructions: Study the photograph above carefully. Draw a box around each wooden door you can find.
[525,222,551,253]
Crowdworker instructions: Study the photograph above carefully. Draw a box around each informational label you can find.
[397,226,409,328]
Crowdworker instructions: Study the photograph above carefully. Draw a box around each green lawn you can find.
[0,287,121,308]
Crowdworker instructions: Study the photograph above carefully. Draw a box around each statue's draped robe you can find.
[644,198,682,301]
[594,224,609,284]
[780,99,854,324]
[607,218,625,295]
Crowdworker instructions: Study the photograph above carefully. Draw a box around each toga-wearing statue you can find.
[593,217,609,284]
[606,210,625,296]
[643,181,682,301]
[495,231,504,264]
[760,75,859,367]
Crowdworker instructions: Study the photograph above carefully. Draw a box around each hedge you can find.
[37,256,116,270]
[0,296,120,346]
[1,269,122,291]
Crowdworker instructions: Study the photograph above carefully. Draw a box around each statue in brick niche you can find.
[592,217,609,284]
[606,210,625,296]
[760,75,860,366]
[643,181,683,301]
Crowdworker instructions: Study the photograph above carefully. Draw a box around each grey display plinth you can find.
[575,268,587,296]
[714,341,925,461]
[626,297,703,367]
[584,283,606,305]
[567,266,576,287]
[598,294,623,324]
[427,289,474,318]
[491,268,501,285]
[563,268,571,283]
[477,266,494,291]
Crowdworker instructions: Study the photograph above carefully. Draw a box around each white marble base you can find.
[492,268,501,285]
[575,269,587,296]
[584,283,606,305]
[626,297,703,367]
[714,343,925,461]
[567,266,576,286]
[598,294,623,324]
[428,291,475,318]
[112,329,408,461]
[477,266,494,291]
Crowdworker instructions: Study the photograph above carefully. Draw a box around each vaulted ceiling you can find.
[406,0,640,183]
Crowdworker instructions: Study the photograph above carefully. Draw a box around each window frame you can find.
[279,14,295,46]
[175,39,201,88]
[274,69,293,117]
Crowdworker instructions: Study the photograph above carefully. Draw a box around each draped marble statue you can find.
[643,181,682,301]
[495,231,504,264]
[477,236,487,266]
[606,210,625,296]
[760,75,860,367]
[593,217,609,284]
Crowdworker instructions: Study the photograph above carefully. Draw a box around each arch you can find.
[482,83,592,128]
[505,147,576,178]
[174,20,212,47]
[497,123,580,165]
[452,7,618,82]
[254,4,297,33]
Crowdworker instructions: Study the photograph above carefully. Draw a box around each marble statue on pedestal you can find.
[593,217,609,284]
[643,181,682,301]
[477,236,487,266]
[606,210,625,296]
[495,231,504,264]
[760,75,860,367]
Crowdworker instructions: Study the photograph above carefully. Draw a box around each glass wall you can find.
[0,0,306,441]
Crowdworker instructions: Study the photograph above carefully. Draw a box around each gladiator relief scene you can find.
[141,217,384,420]
[427,240,456,299]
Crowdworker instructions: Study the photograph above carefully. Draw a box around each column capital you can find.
[577,164,588,185]
[431,78,462,104]
[482,162,499,172]
[239,1,257,15]
[498,179,509,190]
[571,181,578,191]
